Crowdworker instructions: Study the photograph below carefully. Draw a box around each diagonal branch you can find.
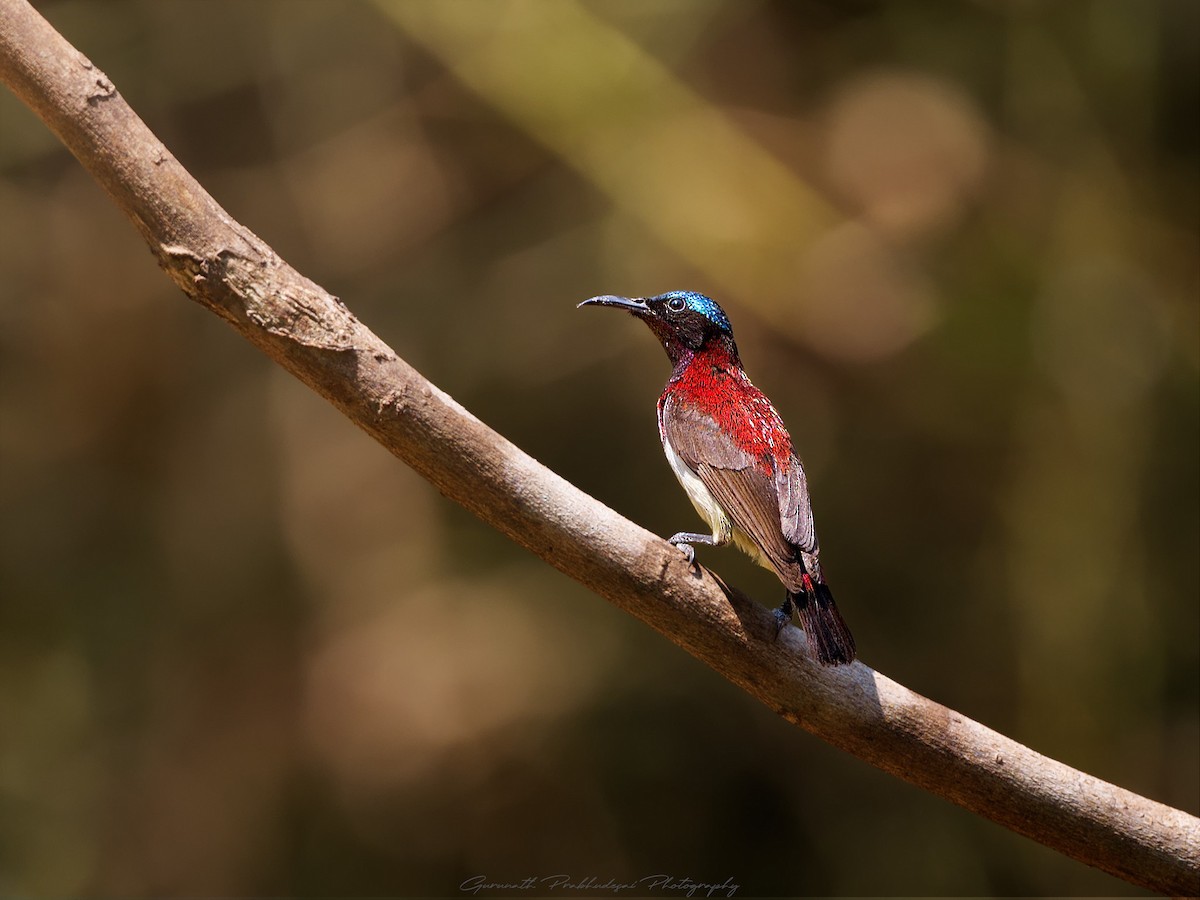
[1,1,1196,894]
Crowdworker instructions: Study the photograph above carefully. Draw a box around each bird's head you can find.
[578,290,739,368]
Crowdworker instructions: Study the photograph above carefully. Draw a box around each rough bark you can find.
[1,1,1196,894]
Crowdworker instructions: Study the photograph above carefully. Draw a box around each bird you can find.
[579,290,856,665]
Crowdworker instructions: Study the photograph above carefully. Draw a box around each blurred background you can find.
[1,0,1197,895]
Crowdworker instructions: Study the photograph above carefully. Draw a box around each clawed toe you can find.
[667,531,717,570]
[773,608,789,640]
[773,596,795,640]
[673,542,696,566]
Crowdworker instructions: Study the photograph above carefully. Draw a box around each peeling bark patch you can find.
[86,75,115,105]
[206,252,358,351]
[378,388,410,417]
[158,244,207,296]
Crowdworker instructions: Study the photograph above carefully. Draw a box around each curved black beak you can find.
[577,294,650,315]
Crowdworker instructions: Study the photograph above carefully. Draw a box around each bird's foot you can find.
[667,531,715,571]
[773,596,796,641]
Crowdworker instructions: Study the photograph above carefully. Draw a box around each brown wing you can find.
[776,454,817,553]
[662,397,804,588]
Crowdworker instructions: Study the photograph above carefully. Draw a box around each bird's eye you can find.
[666,296,687,313]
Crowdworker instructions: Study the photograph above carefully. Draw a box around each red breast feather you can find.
[663,344,793,476]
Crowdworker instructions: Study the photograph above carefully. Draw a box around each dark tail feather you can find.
[792,582,856,666]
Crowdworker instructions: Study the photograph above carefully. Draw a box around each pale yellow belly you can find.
[664,437,772,572]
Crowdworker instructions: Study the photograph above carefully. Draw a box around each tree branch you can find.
[2,1,1196,894]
